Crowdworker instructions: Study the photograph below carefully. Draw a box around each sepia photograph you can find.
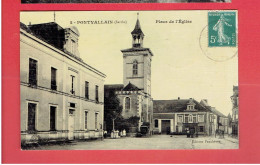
[20,11,238,150]
[21,0,231,3]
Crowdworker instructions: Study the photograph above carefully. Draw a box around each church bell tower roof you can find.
[131,18,144,36]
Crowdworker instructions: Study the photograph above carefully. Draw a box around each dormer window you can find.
[187,105,194,110]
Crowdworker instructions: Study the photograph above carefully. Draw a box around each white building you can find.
[20,22,106,145]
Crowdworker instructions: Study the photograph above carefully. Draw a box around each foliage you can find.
[141,122,150,127]
[126,116,140,127]
[112,116,140,132]
[104,91,123,132]
[104,90,142,132]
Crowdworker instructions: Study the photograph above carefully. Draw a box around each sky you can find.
[20,11,238,115]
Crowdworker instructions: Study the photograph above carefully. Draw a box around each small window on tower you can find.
[133,60,138,76]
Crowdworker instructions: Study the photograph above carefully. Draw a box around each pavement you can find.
[25,135,239,150]
[224,136,239,144]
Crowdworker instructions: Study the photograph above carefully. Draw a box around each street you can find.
[25,135,239,150]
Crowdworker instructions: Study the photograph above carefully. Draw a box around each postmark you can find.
[208,12,236,47]
[199,11,238,62]
[199,25,238,62]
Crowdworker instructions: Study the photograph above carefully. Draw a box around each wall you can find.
[122,50,152,95]
[20,29,105,144]
[117,92,141,118]
[153,112,214,135]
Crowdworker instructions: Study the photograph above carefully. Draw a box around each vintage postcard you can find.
[21,0,231,3]
[20,10,238,150]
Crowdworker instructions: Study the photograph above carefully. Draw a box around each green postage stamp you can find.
[208,12,237,47]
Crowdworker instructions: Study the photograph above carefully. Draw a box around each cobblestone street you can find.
[27,135,239,150]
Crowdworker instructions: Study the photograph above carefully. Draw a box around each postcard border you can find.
[2,0,260,163]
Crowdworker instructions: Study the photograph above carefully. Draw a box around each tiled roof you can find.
[20,22,106,78]
[200,100,227,117]
[104,84,124,91]
[121,47,154,56]
[154,113,175,119]
[20,22,31,33]
[210,107,227,118]
[131,19,144,35]
[122,82,140,91]
[153,99,211,113]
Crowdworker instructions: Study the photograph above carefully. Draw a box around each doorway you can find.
[68,109,75,140]
[161,120,170,134]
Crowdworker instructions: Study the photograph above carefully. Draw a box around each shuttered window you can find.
[51,67,57,90]
[84,111,88,129]
[95,85,99,102]
[50,106,56,131]
[29,58,37,86]
[28,103,36,131]
[85,81,89,99]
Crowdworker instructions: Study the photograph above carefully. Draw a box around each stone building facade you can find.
[20,22,106,145]
[153,98,226,136]
[231,86,239,136]
[200,99,229,134]
[104,17,153,133]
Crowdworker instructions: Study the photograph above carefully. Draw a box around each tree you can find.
[104,91,123,132]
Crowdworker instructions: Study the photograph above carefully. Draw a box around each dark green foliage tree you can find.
[141,121,150,127]
[104,91,142,133]
[104,91,123,132]
[126,116,140,127]
[116,116,140,132]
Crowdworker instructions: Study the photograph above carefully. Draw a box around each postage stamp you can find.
[208,12,236,47]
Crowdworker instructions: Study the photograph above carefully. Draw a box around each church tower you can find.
[116,14,153,133]
[121,14,153,97]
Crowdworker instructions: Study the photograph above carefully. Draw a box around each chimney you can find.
[64,27,80,57]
